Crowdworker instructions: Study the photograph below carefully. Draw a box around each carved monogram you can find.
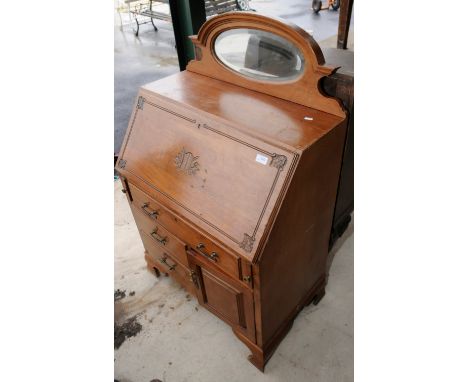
[240,233,255,253]
[174,148,200,176]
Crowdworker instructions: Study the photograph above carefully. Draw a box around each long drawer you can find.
[131,204,189,267]
[128,182,242,281]
[140,230,197,296]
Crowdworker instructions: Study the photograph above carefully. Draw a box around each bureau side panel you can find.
[256,121,347,345]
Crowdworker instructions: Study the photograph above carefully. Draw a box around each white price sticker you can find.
[255,154,269,165]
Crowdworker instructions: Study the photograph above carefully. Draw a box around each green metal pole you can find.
[169,0,206,71]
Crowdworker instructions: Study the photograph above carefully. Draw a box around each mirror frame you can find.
[213,27,306,82]
[187,12,345,118]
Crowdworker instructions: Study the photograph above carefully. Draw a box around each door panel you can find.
[201,268,246,328]
[187,250,256,342]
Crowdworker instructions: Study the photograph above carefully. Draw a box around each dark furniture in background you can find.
[337,0,354,49]
[322,48,353,248]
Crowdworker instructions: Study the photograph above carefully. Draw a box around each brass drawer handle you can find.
[189,270,199,289]
[150,228,167,245]
[196,243,219,262]
[141,202,159,220]
[159,255,176,271]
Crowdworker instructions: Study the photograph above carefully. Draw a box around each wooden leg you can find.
[312,287,326,305]
[329,213,352,251]
[230,276,328,372]
[232,329,267,372]
[304,275,327,306]
[145,251,163,278]
[337,0,353,49]
[248,351,266,372]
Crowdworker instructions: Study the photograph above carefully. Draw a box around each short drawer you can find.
[128,182,242,281]
[131,204,189,267]
[141,231,197,296]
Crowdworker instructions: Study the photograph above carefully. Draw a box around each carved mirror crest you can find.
[187,12,345,118]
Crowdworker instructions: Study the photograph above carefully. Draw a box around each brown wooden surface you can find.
[142,234,197,296]
[188,249,256,342]
[119,89,299,260]
[128,181,243,281]
[256,121,347,344]
[143,72,343,152]
[337,0,354,49]
[115,12,349,372]
[187,12,345,117]
[131,204,189,267]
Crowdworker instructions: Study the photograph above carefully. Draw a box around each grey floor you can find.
[114,1,353,381]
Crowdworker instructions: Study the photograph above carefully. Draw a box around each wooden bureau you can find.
[116,12,347,371]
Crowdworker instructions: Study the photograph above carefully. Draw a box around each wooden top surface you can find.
[143,71,344,152]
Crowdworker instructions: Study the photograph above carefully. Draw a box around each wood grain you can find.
[115,11,348,372]
[187,12,346,117]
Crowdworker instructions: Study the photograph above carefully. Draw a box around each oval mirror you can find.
[214,28,304,81]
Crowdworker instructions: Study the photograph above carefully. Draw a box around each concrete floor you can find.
[114,180,353,381]
[114,1,353,380]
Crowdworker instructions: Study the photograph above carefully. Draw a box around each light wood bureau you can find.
[116,12,347,371]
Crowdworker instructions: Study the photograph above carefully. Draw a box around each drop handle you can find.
[159,255,176,271]
[150,228,167,245]
[141,202,159,220]
[196,243,219,262]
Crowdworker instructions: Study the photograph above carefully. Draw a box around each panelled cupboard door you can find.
[118,93,297,260]
[187,250,256,342]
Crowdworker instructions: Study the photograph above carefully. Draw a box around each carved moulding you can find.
[137,96,145,109]
[270,154,287,171]
[240,233,255,253]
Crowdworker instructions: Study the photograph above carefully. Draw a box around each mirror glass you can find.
[214,28,304,81]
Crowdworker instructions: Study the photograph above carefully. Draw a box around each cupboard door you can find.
[187,250,256,342]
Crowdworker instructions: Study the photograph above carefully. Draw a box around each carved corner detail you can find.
[240,234,255,253]
[137,96,145,110]
[118,159,127,169]
[270,154,287,171]
[194,46,202,61]
[174,147,200,176]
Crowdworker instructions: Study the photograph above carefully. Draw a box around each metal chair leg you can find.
[150,17,158,31]
[135,18,140,36]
